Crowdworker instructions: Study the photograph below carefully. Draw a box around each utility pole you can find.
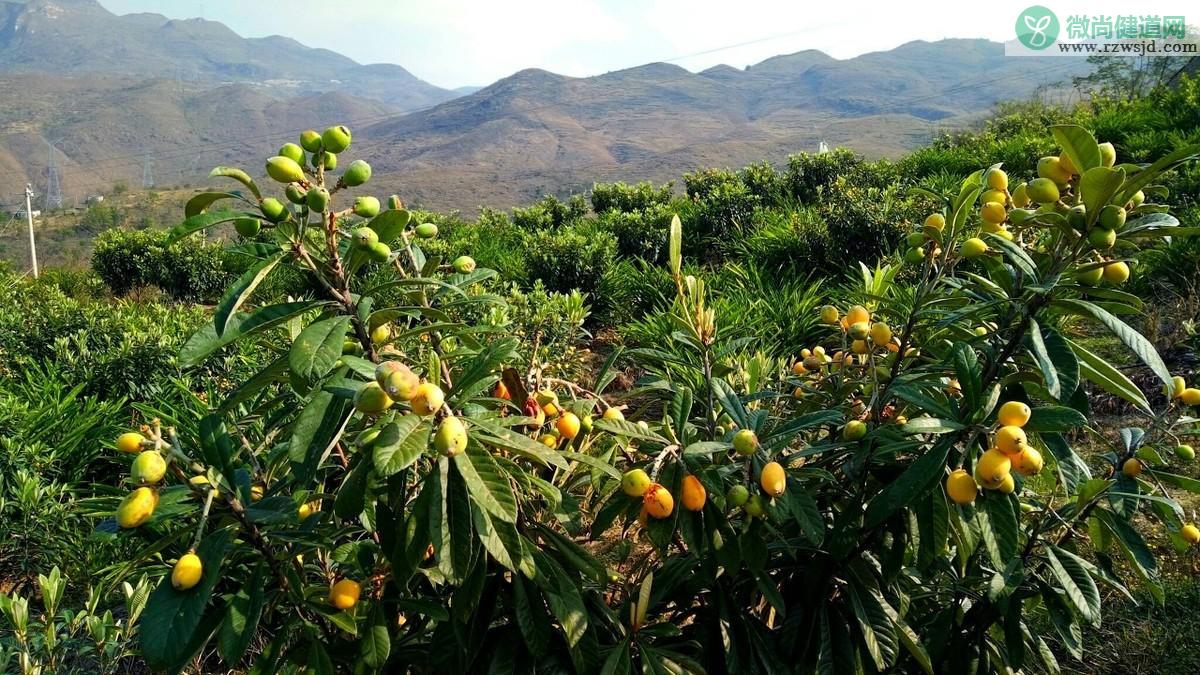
[24,183,38,278]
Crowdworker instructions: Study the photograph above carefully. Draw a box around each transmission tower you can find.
[142,151,155,188]
[44,140,62,209]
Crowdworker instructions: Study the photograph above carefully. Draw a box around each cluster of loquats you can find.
[944,401,1042,504]
[904,141,1140,290]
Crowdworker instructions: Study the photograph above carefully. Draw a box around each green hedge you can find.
[91,228,232,302]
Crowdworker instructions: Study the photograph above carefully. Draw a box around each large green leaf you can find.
[1046,545,1101,625]
[289,316,351,380]
[985,232,1039,280]
[181,301,329,367]
[1115,142,1200,204]
[472,420,566,469]
[360,603,392,668]
[333,455,371,520]
[1093,507,1161,603]
[373,414,430,477]
[1056,299,1170,391]
[846,580,898,671]
[289,390,350,484]
[455,447,518,523]
[1051,125,1101,173]
[472,501,533,575]
[185,191,243,218]
[951,342,981,414]
[1040,433,1091,493]
[1066,337,1151,412]
[209,166,262,201]
[1024,406,1087,433]
[214,254,284,336]
[1078,167,1126,228]
[141,530,233,670]
[217,565,266,665]
[368,208,412,244]
[864,438,952,529]
[978,493,1019,569]
[167,210,257,243]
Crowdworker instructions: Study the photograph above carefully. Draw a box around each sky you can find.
[97,1,1193,89]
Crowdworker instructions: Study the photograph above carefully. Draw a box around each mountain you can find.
[0,0,455,106]
[355,39,1092,210]
[0,3,1093,217]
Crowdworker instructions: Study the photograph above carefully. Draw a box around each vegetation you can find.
[1,78,1200,673]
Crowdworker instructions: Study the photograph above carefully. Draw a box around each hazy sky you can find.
[97,1,1191,88]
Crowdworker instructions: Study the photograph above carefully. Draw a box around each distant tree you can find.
[1073,30,1197,99]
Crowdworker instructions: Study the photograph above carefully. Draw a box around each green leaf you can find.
[289,316,351,380]
[1025,406,1087,433]
[1042,327,1080,402]
[334,455,371,520]
[902,417,963,434]
[455,448,518,523]
[217,565,266,666]
[985,232,1039,280]
[360,603,391,668]
[560,451,623,480]
[864,438,952,529]
[372,414,429,477]
[1046,545,1101,625]
[535,524,607,583]
[1028,320,1061,399]
[1056,299,1171,391]
[592,418,670,445]
[1040,433,1091,493]
[1052,125,1101,173]
[471,420,566,469]
[977,493,1019,569]
[1067,337,1151,412]
[472,501,532,575]
[1093,508,1161,602]
[951,342,981,413]
[209,166,262,201]
[368,208,412,244]
[289,390,349,476]
[1079,167,1127,228]
[214,254,283,336]
[847,580,898,671]
[710,378,749,429]
[181,301,329,367]
[878,589,934,675]
[198,414,236,482]
[141,530,232,670]
[167,210,257,244]
[1115,142,1200,205]
[185,191,243,218]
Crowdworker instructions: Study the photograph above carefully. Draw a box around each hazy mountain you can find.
[0,2,1092,215]
[0,0,455,106]
[355,39,1091,209]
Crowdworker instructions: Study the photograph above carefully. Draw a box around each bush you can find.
[817,178,925,269]
[725,206,830,273]
[682,168,759,253]
[91,228,232,302]
[525,221,616,295]
[595,201,674,261]
[590,180,674,214]
[782,145,878,200]
[510,193,589,230]
[417,208,530,284]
